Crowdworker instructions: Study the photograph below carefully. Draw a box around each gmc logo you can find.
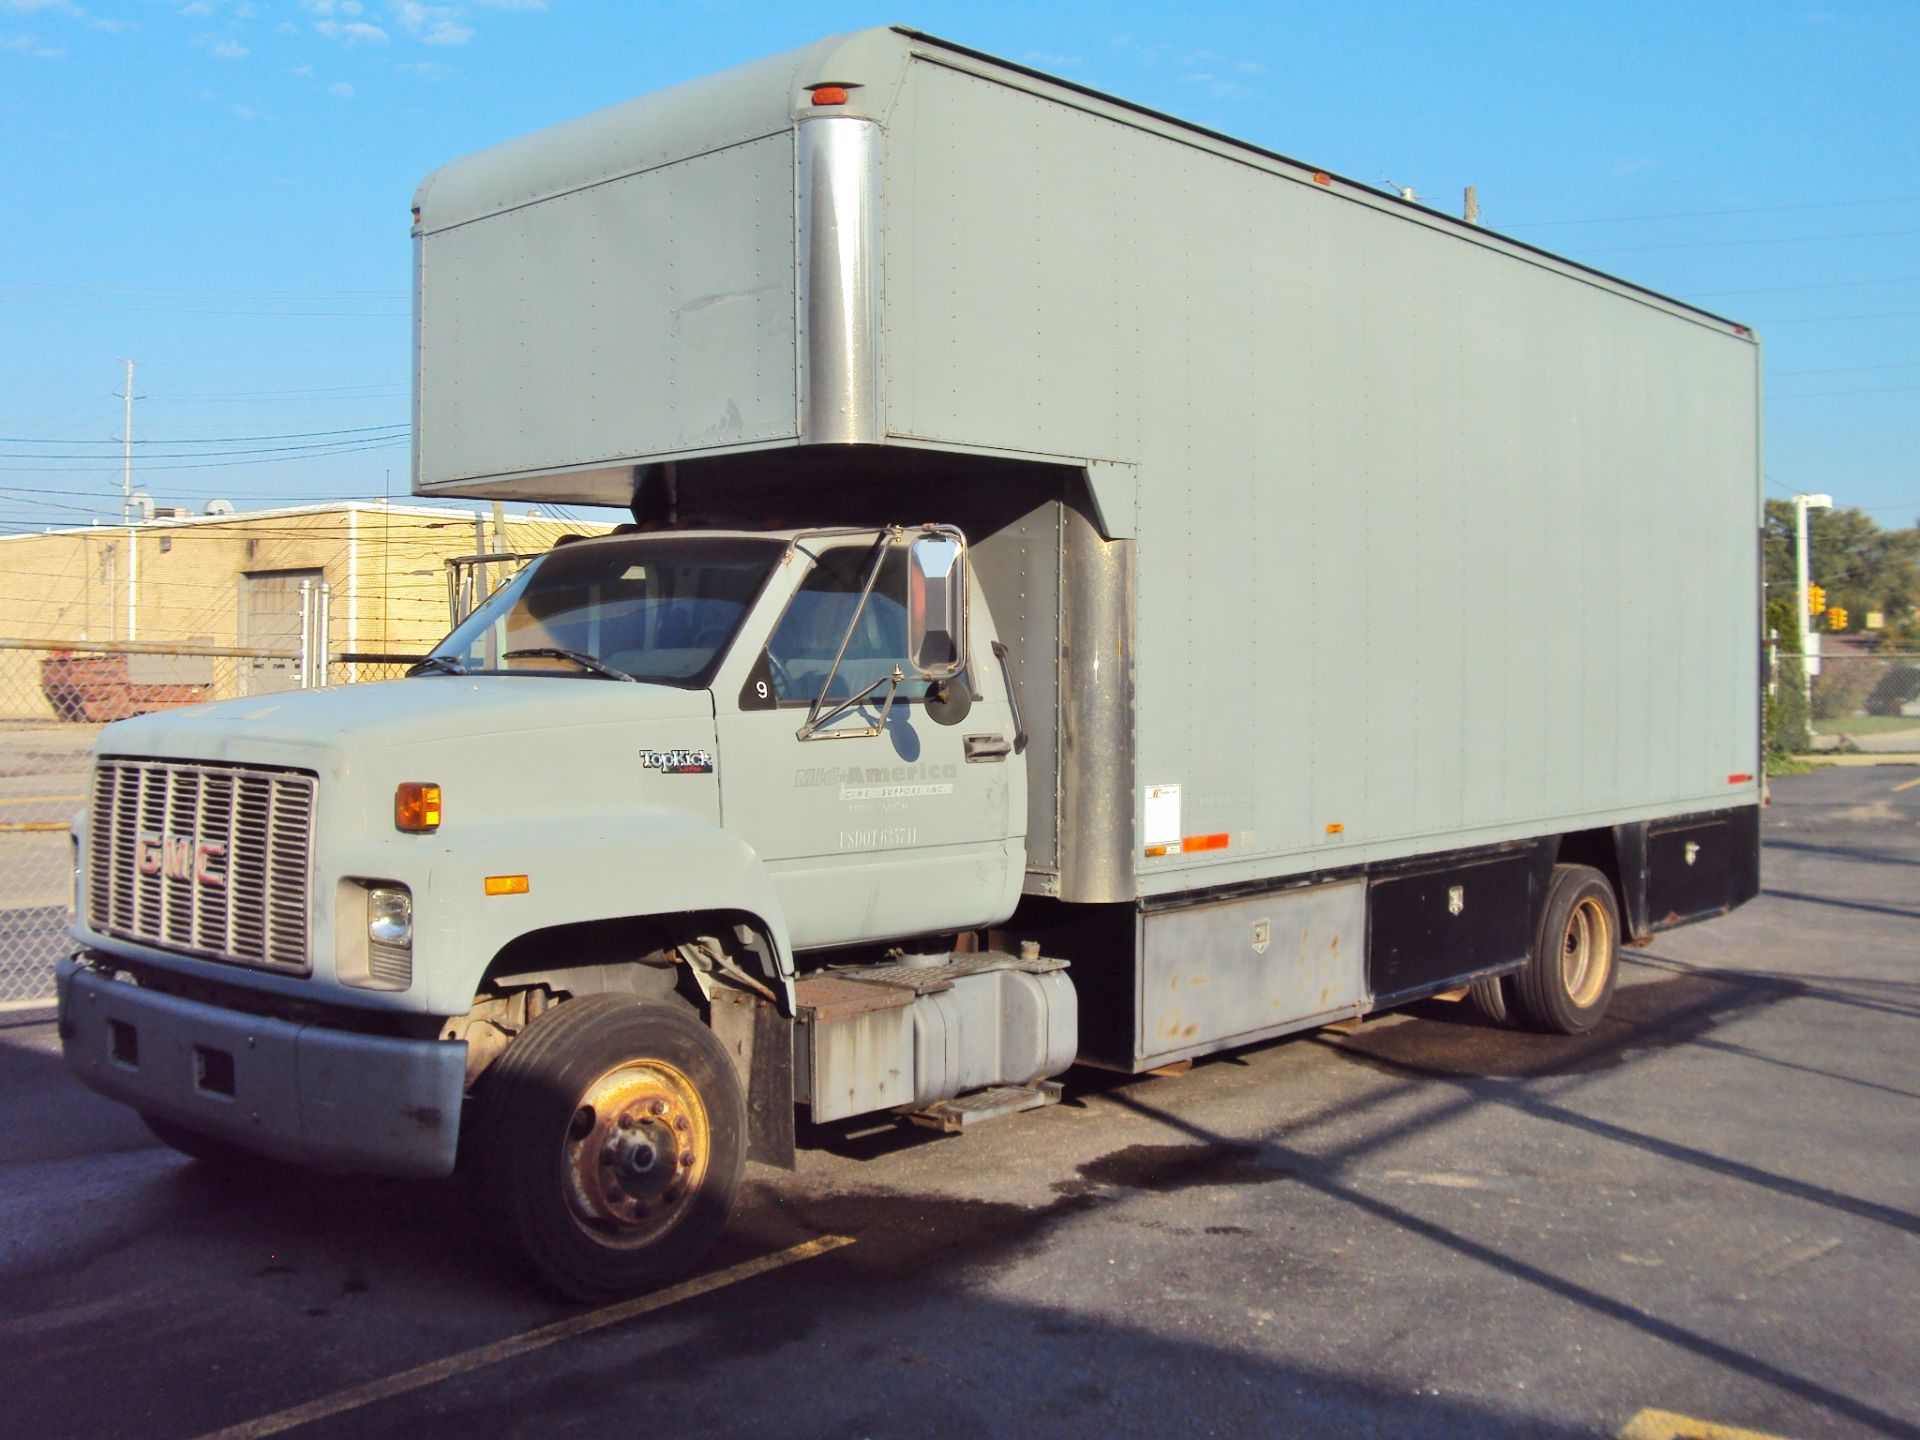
[136,834,228,888]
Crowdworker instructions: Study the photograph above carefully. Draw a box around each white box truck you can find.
[58,28,1762,1298]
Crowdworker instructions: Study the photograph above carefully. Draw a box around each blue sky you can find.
[2,0,1915,534]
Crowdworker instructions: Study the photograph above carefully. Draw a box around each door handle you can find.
[964,734,1012,763]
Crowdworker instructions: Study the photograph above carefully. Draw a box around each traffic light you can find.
[1827,606,1848,632]
[1807,583,1827,616]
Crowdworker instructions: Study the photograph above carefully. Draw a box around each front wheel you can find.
[467,995,746,1301]
[1513,864,1621,1035]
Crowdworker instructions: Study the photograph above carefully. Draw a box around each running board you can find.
[903,1081,1064,1133]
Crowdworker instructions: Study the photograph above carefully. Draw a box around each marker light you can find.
[810,85,849,106]
[395,782,442,832]
[485,874,530,896]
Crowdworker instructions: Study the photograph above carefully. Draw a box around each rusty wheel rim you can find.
[1560,895,1612,1009]
[563,1058,710,1248]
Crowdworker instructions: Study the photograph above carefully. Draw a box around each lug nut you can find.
[674,1116,690,1133]
[679,1151,694,1169]
[649,1099,667,1117]
[619,1111,639,1130]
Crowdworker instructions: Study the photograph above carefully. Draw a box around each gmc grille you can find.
[87,758,316,973]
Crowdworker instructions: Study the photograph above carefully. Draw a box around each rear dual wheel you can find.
[467,995,746,1301]
[1513,863,1620,1035]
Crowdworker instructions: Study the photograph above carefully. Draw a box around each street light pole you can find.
[1792,492,1832,711]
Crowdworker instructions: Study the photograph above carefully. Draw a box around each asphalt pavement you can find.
[1,765,1915,1440]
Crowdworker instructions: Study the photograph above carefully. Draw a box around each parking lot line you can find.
[1618,1408,1798,1440]
[1892,776,1920,793]
[190,1235,855,1440]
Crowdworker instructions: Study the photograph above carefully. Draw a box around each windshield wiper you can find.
[406,654,468,677]
[503,647,637,681]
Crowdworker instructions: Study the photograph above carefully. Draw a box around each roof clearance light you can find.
[395,782,442,833]
[1312,172,1332,186]
[810,85,849,106]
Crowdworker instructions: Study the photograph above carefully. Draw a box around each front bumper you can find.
[58,958,466,1178]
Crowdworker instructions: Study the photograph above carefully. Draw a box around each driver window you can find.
[766,547,911,704]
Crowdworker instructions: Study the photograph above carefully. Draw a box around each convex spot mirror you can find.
[906,529,968,680]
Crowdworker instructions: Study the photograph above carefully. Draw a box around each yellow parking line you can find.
[0,821,68,833]
[192,1235,855,1440]
[1892,776,1920,793]
[1618,1408,1799,1440]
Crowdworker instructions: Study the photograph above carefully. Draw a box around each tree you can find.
[1761,500,1920,642]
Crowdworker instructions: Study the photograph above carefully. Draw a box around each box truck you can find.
[57,28,1762,1298]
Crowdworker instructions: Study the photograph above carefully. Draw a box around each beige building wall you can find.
[0,503,607,719]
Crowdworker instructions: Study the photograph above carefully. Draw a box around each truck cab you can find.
[60,522,1074,1298]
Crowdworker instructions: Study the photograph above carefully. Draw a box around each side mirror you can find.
[906,529,968,679]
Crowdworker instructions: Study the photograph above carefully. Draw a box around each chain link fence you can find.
[1801,650,1920,754]
[0,639,420,1007]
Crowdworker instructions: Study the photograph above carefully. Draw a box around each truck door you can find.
[714,540,1025,952]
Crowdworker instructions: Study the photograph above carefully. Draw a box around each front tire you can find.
[467,995,746,1301]
[1513,864,1621,1035]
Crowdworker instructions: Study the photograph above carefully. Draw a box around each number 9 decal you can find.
[754,680,770,699]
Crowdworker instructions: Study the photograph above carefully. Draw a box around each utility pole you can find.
[1463,185,1479,225]
[118,359,136,525]
[117,359,139,640]
[1793,492,1832,711]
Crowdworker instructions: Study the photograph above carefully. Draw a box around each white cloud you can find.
[396,3,471,45]
[314,17,386,42]
[2,30,66,55]
[397,57,447,78]
[292,61,312,74]
[234,103,258,119]
[3,0,131,30]
[474,0,545,8]
[328,79,353,97]
[206,35,246,58]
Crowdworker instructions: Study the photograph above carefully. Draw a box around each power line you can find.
[0,438,408,473]
[1684,275,1920,299]
[1576,227,1920,255]
[1755,311,1920,327]
[1768,385,1920,400]
[1496,195,1920,229]
[1770,361,1920,377]
[0,434,407,461]
[0,279,408,299]
[0,423,407,445]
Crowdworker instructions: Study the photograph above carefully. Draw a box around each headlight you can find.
[367,886,413,947]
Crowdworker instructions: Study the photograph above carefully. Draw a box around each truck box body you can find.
[412,26,1763,921]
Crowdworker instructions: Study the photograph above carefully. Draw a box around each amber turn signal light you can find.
[810,84,849,106]
[395,782,442,832]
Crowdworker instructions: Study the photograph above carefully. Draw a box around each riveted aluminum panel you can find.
[880,49,1760,896]
[416,134,798,495]
[1139,881,1366,1067]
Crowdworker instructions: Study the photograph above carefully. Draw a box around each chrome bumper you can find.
[58,958,465,1178]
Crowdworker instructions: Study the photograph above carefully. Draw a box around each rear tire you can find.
[1513,863,1620,1035]
[1468,976,1517,1026]
[466,995,746,1302]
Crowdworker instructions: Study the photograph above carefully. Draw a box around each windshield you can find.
[422,535,784,687]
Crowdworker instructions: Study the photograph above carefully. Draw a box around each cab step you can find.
[903,1080,1064,1133]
